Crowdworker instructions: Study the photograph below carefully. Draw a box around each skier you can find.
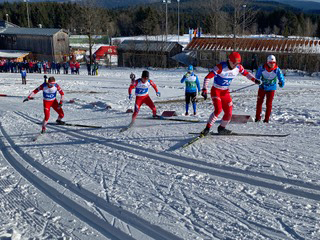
[255,55,285,123]
[200,52,262,135]
[23,76,65,133]
[128,70,161,126]
[20,67,27,84]
[180,65,200,115]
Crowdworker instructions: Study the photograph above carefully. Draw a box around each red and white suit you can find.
[28,82,65,130]
[128,78,158,121]
[203,62,256,128]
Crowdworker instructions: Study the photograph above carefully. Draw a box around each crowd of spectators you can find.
[0,59,82,75]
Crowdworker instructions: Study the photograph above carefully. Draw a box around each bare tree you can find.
[79,0,104,65]
[226,0,257,50]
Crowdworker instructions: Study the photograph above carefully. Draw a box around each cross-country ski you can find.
[188,132,290,137]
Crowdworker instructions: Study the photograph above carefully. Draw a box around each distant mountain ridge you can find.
[4,0,320,11]
[4,0,160,8]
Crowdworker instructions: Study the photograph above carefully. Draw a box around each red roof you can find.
[185,37,320,54]
[94,46,117,59]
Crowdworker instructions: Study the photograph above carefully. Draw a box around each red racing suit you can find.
[28,82,65,129]
[128,78,158,121]
[203,62,256,128]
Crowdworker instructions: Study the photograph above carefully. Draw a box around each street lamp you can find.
[243,4,246,35]
[163,0,171,42]
[24,0,30,28]
[177,0,180,43]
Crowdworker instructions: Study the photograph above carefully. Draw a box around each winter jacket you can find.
[256,64,285,91]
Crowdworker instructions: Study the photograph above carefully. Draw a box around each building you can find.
[185,37,320,72]
[0,50,30,62]
[0,25,69,62]
[94,46,117,60]
[117,40,183,68]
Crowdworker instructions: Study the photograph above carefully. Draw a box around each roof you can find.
[118,40,182,52]
[94,46,117,58]
[0,27,66,36]
[185,37,320,54]
[0,50,30,58]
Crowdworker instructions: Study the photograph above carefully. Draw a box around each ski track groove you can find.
[4,111,183,240]
[196,192,288,239]
[0,127,135,240]
[16,111,320,201]
[100,168,110,203]
[14,111,320,239]
[0,179,69,238]
[276,217,305,240]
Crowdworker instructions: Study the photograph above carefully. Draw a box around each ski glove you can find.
[156,92,161,97]
[130,73,135,80]
[254,79,262,85]
[58,101,63,107]
[278,81,284,88]
[201,89,208,100]
[129,94,133,100]
[23,98,28,103]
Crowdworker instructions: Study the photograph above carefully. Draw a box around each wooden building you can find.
[0,27,69,62]
[185,37,320,73]
[117,40,183,68]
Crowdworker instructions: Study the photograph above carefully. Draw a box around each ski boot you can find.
[217,125,232,135]
[200,126,210,136]
[56,119,65,125]
[41,127,46,134]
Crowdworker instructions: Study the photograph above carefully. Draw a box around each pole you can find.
[177,0,180,43]
[25,0,30,28]
[230,83,256,93]
[163,0,171,42]
[243,4,246,35]
[165,1,168,42]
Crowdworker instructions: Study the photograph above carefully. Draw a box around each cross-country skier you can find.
[255,55,285,123]
[23,76,65,133]
[181,65,200,116]
[128,70,161,125]
[200,52,262,136]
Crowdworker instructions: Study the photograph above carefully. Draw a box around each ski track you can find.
[1,112,183,240]
[12,110,320,239]
[0,124,136,240]
[16,111,320,201]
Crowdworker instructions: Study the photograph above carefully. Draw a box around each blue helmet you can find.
[188,65,193,71]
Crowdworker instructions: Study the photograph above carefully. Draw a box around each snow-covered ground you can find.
[0,67,320,239]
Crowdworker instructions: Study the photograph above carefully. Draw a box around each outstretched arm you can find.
[128,80,138,95]
[56,84,65,103]
[149,79,159,93]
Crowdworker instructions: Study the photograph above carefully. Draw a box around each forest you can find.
[1,0,320,38]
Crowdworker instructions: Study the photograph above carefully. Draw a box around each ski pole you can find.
[230,83,256,93]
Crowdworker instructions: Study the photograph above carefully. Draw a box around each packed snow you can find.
[0,66,319,239]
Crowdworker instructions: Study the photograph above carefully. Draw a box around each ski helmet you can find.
[141,70,149,79]
[229,52,242,64]
[267,55,276,63]
[188,65,193,71]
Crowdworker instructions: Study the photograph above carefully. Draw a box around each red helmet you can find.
[229,52,242,64]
